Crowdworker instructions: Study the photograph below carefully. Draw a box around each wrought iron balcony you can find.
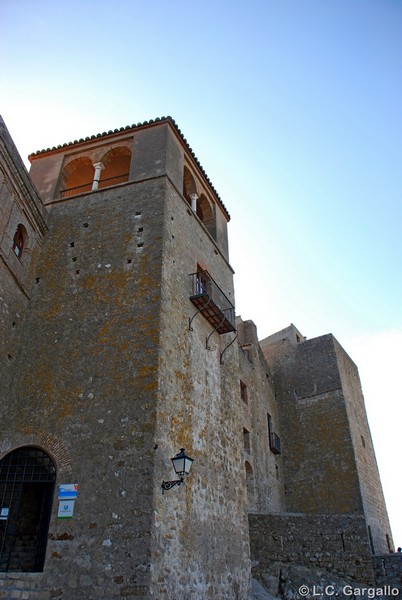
[189,270,236,334]
[269,432,281,455]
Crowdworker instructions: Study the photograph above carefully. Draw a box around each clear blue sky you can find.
[2,0,401,546]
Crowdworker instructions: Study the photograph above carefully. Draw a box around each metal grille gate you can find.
[0,447,56,572]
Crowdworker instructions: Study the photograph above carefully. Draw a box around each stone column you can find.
[190,192,198,213]
[92,162,104,191]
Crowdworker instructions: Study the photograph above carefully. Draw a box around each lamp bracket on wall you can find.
[161,477,184,494]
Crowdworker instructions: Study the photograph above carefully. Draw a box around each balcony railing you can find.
[60,173,129,198]
[60,182,93,198]
[189,270,236,334]
[269,432,281,455]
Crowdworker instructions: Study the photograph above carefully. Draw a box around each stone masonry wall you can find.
[150,176,251,599]
[0,117,47,408]
[249,513,376,589]
[372,554,402,590]
[334,340,394,554]
[237,318,285,514]
[0,178,166,598]
[263,334,363,515]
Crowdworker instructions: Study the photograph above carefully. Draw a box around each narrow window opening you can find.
[245,461,254,508]
[361,435,366,448]
[243,428,251,455]
[368,526,375,554]
[12,225,25,259]
[240,381,248,404]
[35,277,40,284]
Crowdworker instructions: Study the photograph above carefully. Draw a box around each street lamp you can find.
[161,449,194,494]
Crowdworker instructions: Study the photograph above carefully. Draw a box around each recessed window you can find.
[240,381,248,404]
[12,225,25,259]
[243,428,251,454]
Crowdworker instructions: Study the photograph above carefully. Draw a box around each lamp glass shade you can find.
[171,449,194,477]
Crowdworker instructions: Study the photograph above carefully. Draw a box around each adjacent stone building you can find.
[0,115,399,599]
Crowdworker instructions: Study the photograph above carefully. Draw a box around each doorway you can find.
[0,447,56,572]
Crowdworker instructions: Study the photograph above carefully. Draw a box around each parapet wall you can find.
[372,554,402,590]
[249,513,375,587]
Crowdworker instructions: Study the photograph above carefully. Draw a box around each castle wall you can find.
[334,341,393,554]
[262,333,363,515]
[151,177,251,598]
[1,179,166,598]
[0,116,48,418]
[249,513,376,591]
[1,120,251,599]
[237,318,285,514]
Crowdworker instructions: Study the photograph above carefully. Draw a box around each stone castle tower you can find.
[0,116,398,599]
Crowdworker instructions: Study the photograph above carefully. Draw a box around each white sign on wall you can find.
[57,500,75,519]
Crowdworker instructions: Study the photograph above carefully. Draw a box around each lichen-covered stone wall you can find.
[151,178,251,599]
[1,119,251,599]
[1,179,165,598]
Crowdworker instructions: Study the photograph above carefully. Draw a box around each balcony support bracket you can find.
[206,312,227,350]
[220,330,238,364]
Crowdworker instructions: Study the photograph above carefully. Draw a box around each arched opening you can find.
[183,166,197,208]
[197,194,216,240]
[0,447,56,572]
[245,461,255,510]
[99,146,131,189]
[59,157,94,198]
[12,224,27,259]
